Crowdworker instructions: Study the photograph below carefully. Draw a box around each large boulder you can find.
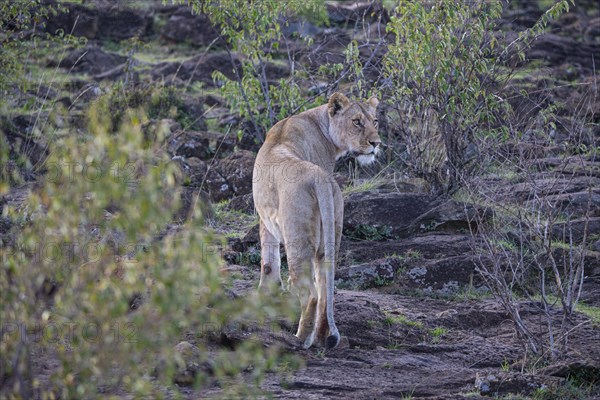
[56,46,127,75]
[301,29,352,71]
[227,193,255,214]
[154,341,213,386]
[337,244,481,295]
[216,150,256,197]
[407,199,492,235]
[326,1,389,26]
[551,217,600,244]
[161,8,220,47]
[509,176,600,203]
[152,53,241,86]
[336,257,401,289]
[401,255,480,295]
[528,33,600,71]
[152,53,289,87]
[174,150,256,203]
[170,131,208,159]
[43,3,98,38]
[96,7,152,40]
[343,192,436,238]
[44,3,151,40]
[531,191,600,218]
[174,157,233,202]
[339,233,473,265]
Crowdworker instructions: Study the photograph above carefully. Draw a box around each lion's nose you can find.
[369,140,381,148]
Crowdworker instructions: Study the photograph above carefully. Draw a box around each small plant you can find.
[401,389,415,400]
[384,313,423,329]
[209,201,258,239]
[147,85,201,130]
[386,340,403,350]
[235,248,262,267]
[344,224,394,242]
[501,358,511,372]
[429,327,448,343]
[373,276,393,287]
[531,379,596,400]
[404,249,422,261]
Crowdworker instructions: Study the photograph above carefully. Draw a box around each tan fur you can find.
[252,93,381,349]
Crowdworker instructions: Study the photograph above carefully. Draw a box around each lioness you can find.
[252,93,381,349]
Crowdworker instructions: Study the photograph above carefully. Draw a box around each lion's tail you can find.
[315,175,340,349]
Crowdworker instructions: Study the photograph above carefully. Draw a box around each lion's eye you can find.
[373,119,378,127]
[353,119,362,127]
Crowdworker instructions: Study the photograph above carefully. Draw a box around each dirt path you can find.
[254,290,600,399]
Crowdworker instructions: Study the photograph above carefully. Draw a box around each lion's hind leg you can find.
[288,252,318,349]
[258,220,283,291]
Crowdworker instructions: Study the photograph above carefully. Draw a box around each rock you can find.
[43,3,99,38]
[407,199,492,235]
[44,3,151,40]
[585,17,600,42]
[533,157,600,179]
[532,190,600,218]
[497,142,562,160]
[235,223,260,252]
[401,255,480,295]
[551,248,600,277]
[510,176,600,203]
[236,120,263,152]
[334,292,388,349]
[336,257,401,289]
[174,156,233,202]
[171,341,213,385]
[475,371,547,396]
[56,46,127,75]
[161,8,221,47]
[326,1,388,26]
[281,19,321,39]
[528,33,600,71]
[97,7,151,40]
[168,131,212,160]
[343,192,436,238]
[226,193,255,214]
[0,216,12,234]
[216,150,256,197]
[2,116,48,168]
[152,53,242,86]
[551,217,600,244]
[540,360,600,383]
[301,28,352,71]
[92,63,127,81]
[176,186,213,223]
[340,233,473,265]
[174,156,208,186]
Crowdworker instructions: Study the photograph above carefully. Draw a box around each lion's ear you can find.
[328,92,350,117]
[367,95,379,112]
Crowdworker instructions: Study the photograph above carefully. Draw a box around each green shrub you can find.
[380,0,573,194]
[1,105,296,398]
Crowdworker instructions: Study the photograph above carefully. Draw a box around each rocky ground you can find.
[2,0,600,398]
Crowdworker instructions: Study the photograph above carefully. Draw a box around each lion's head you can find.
[327,92,381,165]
